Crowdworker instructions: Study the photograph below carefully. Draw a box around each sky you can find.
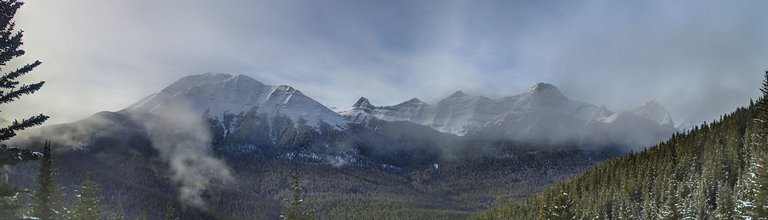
[3,0,767,127]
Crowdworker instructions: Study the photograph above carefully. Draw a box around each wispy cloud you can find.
[4,0,766,126]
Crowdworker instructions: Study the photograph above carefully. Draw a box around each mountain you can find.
[629,100,674,128]
[472,89,762,219]
[340,82,675,149]
[5,73,669,219]
[126,73,347,130]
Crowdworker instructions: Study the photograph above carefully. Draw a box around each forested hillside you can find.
[473,72,768,219]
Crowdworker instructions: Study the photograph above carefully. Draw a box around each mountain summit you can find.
[126,73,347,129]
[340,82,675,148]
[630,100,674,128]
[526,82,565,98]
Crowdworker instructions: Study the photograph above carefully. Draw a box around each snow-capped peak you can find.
[448,90,470,98]
[629,100,674,128]
[397,98,427,107]
[522,82,566,100]
[353,97,375,111]
[126,73,347,129]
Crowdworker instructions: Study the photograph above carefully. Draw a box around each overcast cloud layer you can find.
[4,0,767,127]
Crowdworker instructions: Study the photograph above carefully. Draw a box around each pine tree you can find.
[281,166,313,220]
[70,171,102,220]
[473,70,768,220]
[0,0,48,141]
[750,70,768,218]
[0,144,42,218]
[714,183,735,220]
[33,143,64,220]
[551,188,574,220]
[164,197,176,220]
[0,180,23,218]
[0,0,48,218]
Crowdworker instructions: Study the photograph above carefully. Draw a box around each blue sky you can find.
[5,0,768,126]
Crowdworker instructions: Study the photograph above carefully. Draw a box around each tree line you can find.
[473,71,768,219]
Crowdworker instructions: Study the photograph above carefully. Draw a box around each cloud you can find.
[143,100,233,209]
[1,0,765,128]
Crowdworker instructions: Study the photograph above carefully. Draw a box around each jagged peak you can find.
[448,90,470,98]
[404,98,425,104]
[631,100,674,127]
[395,97,428,107]
[353,97,374,110]
[520,82,567,100]
[526,82,560,93]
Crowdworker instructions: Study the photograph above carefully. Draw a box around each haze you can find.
[4,0,767,127]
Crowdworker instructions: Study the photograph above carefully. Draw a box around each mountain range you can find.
[12,73,677,167]
[339,81,674,148]
[7,73,678,219]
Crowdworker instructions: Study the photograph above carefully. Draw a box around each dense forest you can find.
[473,72,768,219]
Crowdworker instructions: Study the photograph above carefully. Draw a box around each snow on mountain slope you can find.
[126,73,347,130]
[628,100,675,128]
[339,82,675,148]
[340,82,612,136]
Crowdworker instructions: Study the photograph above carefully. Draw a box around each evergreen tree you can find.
[0,0,48,141]
[551,188,574,220]
[749,70,768,218]
[70,171,102,220]
[0,145,42,219]
[281,166,313,220]
[0,0,48,218]
[714,183,735,220]
[164,197,176,220]
[473,70,768,220]
[0,180,23,218]
[33,143,64,220]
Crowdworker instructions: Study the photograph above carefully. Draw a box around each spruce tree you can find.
[0,0,48,141]
[0,144,42,218]
[33,143,64,220]
[551,188,574,220]
[0,179,23,218]
[281,166,313,220]
[714,183,735,220]
[70,171,102,220]
[164,197,176,220]
[748,70,768,218]
[0,0,48,218]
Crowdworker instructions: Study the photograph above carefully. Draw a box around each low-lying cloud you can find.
[143,101,233,209]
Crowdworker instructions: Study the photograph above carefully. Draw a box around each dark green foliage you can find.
[474,71,768,219]
[0,144,42,165]
[281,166,314,220]
[0,0,47,216]
[70,171,103,220]
[0,0,47,142]
[33,143,64,220]
[164,197,175,220]
[0,179,24,219]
